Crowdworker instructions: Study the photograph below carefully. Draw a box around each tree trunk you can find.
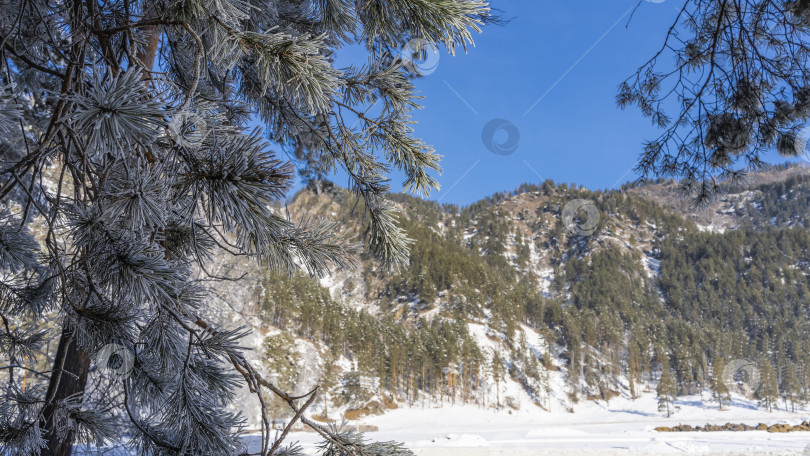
[41,329,91,456]
[41,8,162,452]
[135,1,162,77]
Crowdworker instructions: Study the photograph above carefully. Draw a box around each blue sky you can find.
[319,0,792,206]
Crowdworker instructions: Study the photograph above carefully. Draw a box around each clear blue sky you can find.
[316,1,793,206]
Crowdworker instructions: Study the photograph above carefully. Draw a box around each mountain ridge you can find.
[233,163,810,426]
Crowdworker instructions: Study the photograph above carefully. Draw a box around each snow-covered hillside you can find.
[211,165,810,455]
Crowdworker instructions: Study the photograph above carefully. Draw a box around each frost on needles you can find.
[0,0,490,454]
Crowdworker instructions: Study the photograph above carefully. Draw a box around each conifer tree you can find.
[779,362,801,412]
[657,358,678,418]
[711,360,731,411]
[0,0,491,454]
[318,351,342,420]
[758,358,779,412]
[490,349,505,409]
[263,333,302,421]
[628,343,642,400]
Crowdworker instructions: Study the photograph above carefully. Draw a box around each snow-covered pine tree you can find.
[0,0,490,454]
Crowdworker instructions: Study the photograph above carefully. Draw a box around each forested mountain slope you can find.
[247,163,810,423]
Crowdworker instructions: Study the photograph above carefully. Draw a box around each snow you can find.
[696,223,727,234]
[644,256,661,279]
[419,304,442,320]
[527,241,554,297]
[319,269,368,312]
[240,320,810,455]
[247,394,810,455]
[241,319,810,456]
[417,433,490,448]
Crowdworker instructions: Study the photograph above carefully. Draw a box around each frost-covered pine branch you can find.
[0,0,490,454]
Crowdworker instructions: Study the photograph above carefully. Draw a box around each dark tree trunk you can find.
[41,328,91,456]
[40,4,162,452]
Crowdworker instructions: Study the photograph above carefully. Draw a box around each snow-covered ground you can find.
[237,321,810,455]
[249,394,810,456]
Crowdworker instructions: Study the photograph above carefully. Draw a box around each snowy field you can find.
[244,394,810,456]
